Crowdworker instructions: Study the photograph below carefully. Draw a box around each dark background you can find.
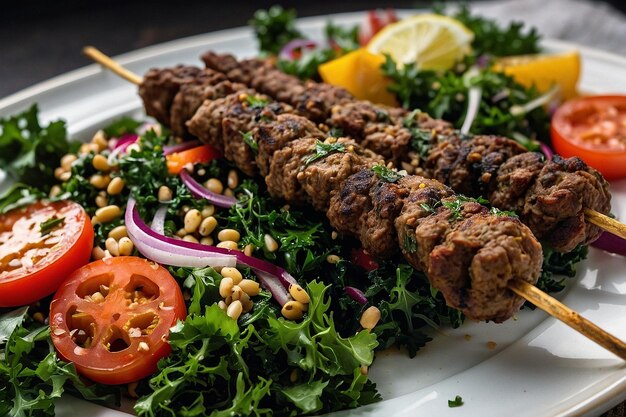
[2,0,626,98]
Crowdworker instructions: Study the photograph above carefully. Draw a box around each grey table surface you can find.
[1,1,626,416]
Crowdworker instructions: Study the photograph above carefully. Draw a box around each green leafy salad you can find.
[0,5,589,417]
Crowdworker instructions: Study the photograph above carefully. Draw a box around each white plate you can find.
[2,11,626,417]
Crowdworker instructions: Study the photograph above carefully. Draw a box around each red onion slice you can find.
[540,142,554,160]
[256,270,291,306]
[591,231,626,256]
[345,286,368,305]
[279,39,318,60]
[163,140,201,156]
[151,204,168,235]
[179,169,237,208]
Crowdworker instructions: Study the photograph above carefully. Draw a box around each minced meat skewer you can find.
[139,72,544,322]
[198,54,612,253]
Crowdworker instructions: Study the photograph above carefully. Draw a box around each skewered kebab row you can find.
[138,65,543,323]
[199,52,612,253]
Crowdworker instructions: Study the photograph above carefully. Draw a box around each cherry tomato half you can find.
[350,248,379,272]
[166,144,221,174]
[551,95,626,180]
[0,200,93,307]
[49,256,186,384]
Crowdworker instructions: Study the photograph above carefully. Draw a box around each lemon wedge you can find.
[493,51,581,99]
[366,14,474,70]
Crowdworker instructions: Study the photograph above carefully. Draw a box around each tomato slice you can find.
[551,95,626,180]
[166,144,221,174]
[0,200,93,307]
[49,256,186,384]
[350,248,379,272]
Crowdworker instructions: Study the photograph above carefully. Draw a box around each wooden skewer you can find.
[83,46,626,360]
[585,209,626,241]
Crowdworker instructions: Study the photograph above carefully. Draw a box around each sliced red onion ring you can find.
[126,197,299,290]
[279,39,318,60]
[540,142,554,160]
[179,169,237,208]
[591,232,626,256]
[256,270,291,306]
[110,133,139,151]
[151,204,168,235]
[345,286,368,305]
[163,140,201,156]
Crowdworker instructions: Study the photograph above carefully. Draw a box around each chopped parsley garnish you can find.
[441,196,489,220]
[242,131,259,153]
[302,141,346,167]
[372,164,405,183]
[249,5,303,55]
[40,216,65,235]
[328,127,344,138]
[448,395,464,408]
[246,95,269,109]
[403,111,436,159]
[489,207,518,217]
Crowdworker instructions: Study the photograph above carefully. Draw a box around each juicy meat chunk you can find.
[139,66,202,125]
[255,114,325,176]
[489,152,544,214]
[522,155,611,252]
[426,134,528,197]
[266,137,317,204]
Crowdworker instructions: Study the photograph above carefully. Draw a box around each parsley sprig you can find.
[302,140,346,167]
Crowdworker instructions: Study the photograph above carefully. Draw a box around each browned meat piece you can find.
[426,134,527,197]
[489,152,544,213]
[188,92,291,176]
[266,137,317,204]
[521,155,611,252]
[201,52,267,85]
[255,114,325,176]
[299,138,381,211]
[139,66,202,125]
[404,199,542,322]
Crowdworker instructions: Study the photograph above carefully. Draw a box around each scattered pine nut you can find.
[227,300,243,320]
[326,254,341,264]
[219,277,234,298]
[289,284,311,304]
[218,229,240,242]
[281,300,305,320]
[221,267,242,284]
[264,234,279,252]
[158,186,173,202]
[238,279,260,296]
[359,306,381,330]
[107,177,125,195]
[184,209,202,233]
[205,178,224,194]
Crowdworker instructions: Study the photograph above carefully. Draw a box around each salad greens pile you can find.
[0,4,592,416]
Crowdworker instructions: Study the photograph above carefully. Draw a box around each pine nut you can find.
[281,301,305,320]
[182,235,199,243]
[80,143,100,155]
[61,154,77,171]
[289,284,310,304]
[90,174,109,189]
[118,237,134,256]
[326,254,341,264]
[359,306,381,330]
[91,216,101,226]
[226,300,243,320]
[244,244,254,256]
[200,237,214,245]
[95,205,121,223]
[199,216,218,236]
[227,170,239,189]
[221,267,242,284]
[54,167,66,180]
[218,229,240,242]
[238,290,250,307]
[224,188,234,197]
[33,312,45,323]
[218,300,227,310]
[205,178,224,194]
[238,279,260,296]
[105,237,119,256]
[59,171,71,182]
[92,130,108,150]
[201,205,215,218]
[241,297,253,313]
[217,240,239,250]
[158,186,173,202]
[92,154,110,171]
[219,277,234,298]
[184,209,202,233]
[231,285,243,301]
[108,225,127,240]
[95,194,108,208]
[331,231,338,240]
[92,246,106,260]
[49,185,62,198]
[107,177,125,195]
[176,228,187,238]
[290,369,299,383]
[360,364,369,375]
[264,234,279,252]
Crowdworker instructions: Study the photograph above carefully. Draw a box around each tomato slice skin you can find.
[350,248,379,272]
[0,200,94,307]
[49,256,186,385]
[166,144,221,174]
[551,95,626,180]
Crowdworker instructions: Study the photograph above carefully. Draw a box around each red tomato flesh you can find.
[351,248,379,272]
[0,200,93,307]
[166,144,221,174]
[551,95,626,180]
[49,256,186,384]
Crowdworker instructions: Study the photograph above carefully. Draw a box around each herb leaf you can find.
[302,141,346,167]
[448,395,464,407]
[250,6,304,55]
[242,131,259,153]
[371,164,405,183]
[39,216,65,235]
